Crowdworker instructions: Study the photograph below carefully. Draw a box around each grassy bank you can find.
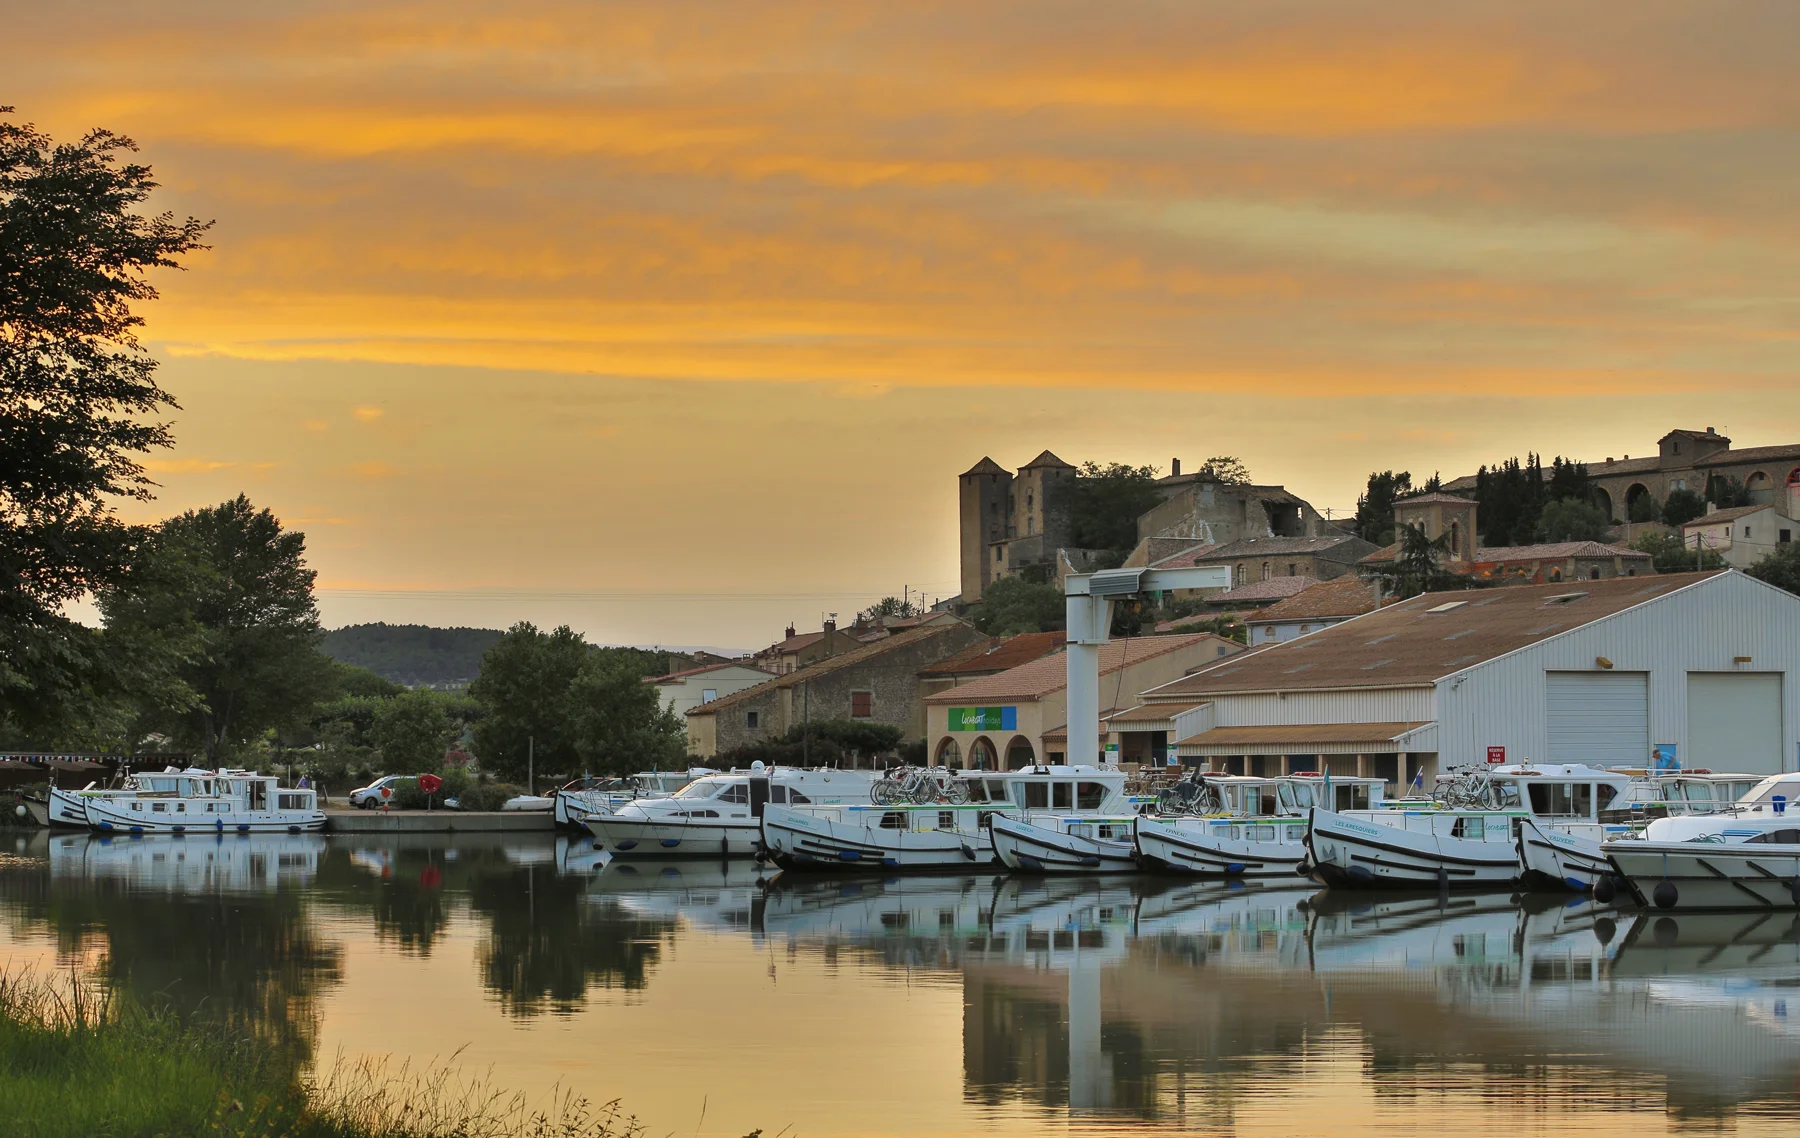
[0,974,655,1138]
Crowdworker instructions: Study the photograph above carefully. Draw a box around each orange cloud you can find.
[349,461,398,480]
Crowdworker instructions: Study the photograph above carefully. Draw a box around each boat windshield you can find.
[675,779,726,799]
[1276,782,1314,812]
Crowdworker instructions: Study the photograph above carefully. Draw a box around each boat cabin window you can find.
[939,811,955,830]
[770,786,787,804]
[249,782,267,811]
[789,791,811,804]
[1018,782,1049,809]
[1745,829,1800,844]
[1527,782,1593,818]
[1052,783,1072,809]
[1452,816,1484,839]
[717,784,750,804]
[1077,782,1107,810]
[1333,783,1371,811]
[277,793,308,810]
[879,811,907,830]
[176,803,185,812]
[1250,824,1276,840]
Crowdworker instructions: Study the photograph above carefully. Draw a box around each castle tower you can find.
[959,457,1012,603]
[1014,450,1077,547]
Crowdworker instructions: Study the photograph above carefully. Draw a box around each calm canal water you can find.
[3,829,1799,1136]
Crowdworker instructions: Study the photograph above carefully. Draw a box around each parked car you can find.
[347,775,418,810]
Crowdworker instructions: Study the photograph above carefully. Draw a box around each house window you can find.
[1260,562,1270,581]
[1235,564,1247,584]
[1744,526,1752,537]
[747,710,760,728]
[1782,530,1792,544]
[1300,624,1312,633]
[850,691,873,719]
[1287,563,1296,576]
[993,546,1002,563]
[701,688,718,703]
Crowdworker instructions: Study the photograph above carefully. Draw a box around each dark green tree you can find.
[1704,473,1754,509]
[1536,498,1611,543]
[971,575,1065,635]
[1628,490,1660,523]
[1382,524,1474,599]
[99,495,336,761]
[569,647,686,774]
[859,595,921,622]
[1748,542,1800,596]
[1065,461,1160,553]
[373,688,453,772]
[468,622,589,782]
[1662,488,1708,526]
[1352,471,1413,545]
[1194,456,1251,485]
[0,109,209,733]
[1629,530,1724,573]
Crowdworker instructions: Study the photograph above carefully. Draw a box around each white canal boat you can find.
[82,770,326,834]
[1604,773,1800,911]
[585,765,873,857]
[1308,763,1635,890]
[762,765,1130,873]
[551,769,708,831]
[47,768,217,829]
[1135,774,1387,879]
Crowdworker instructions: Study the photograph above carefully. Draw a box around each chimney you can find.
[1707,426,1715,435]
[823,617,836,637]
[1171,457,1181,477]
[785,623,796,640]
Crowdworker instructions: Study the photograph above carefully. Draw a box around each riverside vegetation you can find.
[0,972,765,1138]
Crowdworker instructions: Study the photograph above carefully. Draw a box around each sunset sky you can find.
[9,1,1800,648]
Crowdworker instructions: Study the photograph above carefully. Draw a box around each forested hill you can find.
[321,623,504,687]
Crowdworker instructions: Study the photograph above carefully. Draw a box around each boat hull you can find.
[48,787,100,829]
[988,816,1136,874]
[1307,807,1520,890]
[1516,819,1614,892]
[760,805,999,872]
[1607,841,1800,911]
[1133,816,1310,878]
[586,815,762,857]
[82,798,326,834]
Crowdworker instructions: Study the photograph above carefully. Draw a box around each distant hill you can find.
[321,623,504,687]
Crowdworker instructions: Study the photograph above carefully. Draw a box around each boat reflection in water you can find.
[750,874,1800,1124]
[46,829,327,892]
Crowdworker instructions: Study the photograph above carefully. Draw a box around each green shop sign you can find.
[948,706,1017,732]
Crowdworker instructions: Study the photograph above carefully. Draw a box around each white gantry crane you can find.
[1062,565,1233,766]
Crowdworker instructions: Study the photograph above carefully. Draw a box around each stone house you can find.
[688,620,986,759]
[645,661,776,719]
[1243,575,1387,645]
[755,620,865,675]
[1681,504,1798,570]
[1362,493,1652,584]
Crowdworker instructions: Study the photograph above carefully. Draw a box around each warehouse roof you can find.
[1146,572,1722,697]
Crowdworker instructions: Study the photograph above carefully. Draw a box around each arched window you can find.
[1005,736,1036,770]
[1260,562,1271,581]
[967,736,998,771]
[1548,566,1563,582]
[935,737,962,768]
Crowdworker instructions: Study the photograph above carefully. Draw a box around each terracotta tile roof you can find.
[1021,449,1076,470]
[1177,722,1432,751]
[1362,540,1650,566]
[1207,576,1320,604]
[922,632,1239,705]
[1153,612,1237,633]
[1145,572,1721,697]
[1696,443,1800,467]
[1395,492,1475,506]
[961,456,1009,477]
[1684,504,1778,528]
[918,631,1066,677]
[1247,575,1383,624]
[1150,543,1223,569]
[691,622,971,717]
[649,661,769,684]
[765,631,826,655]
[1193,535,1370,560]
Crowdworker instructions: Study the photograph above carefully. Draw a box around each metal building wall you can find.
[1202,687,1435,728]
[1435,573,1800,770]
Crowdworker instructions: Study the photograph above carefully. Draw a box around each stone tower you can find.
[1392,493,1479,560]
[958,457,1012,603]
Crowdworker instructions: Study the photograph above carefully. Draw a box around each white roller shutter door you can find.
[1546,672,1648,766]
[1687,672,1783,775]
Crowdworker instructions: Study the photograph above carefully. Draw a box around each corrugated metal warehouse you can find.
[1133,571,1800,790]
